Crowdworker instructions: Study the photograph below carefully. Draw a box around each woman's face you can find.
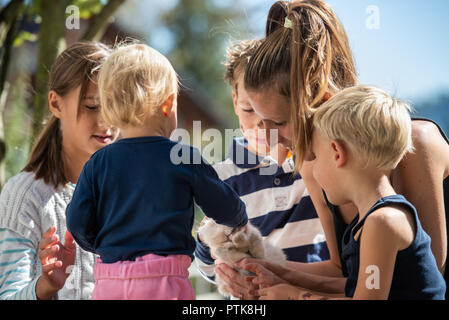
[246,87,292,150]
[52,79,120,158]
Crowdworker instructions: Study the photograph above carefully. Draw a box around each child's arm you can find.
[352,206,414,300]
[65,160,98,254]
[238,258,347,295]
[189,148,247,228]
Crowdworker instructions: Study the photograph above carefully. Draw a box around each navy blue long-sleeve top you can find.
[66,136,248,263]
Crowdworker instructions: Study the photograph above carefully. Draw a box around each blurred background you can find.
[0,0,448,299]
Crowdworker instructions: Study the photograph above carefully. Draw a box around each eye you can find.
[273,121,287,126]
[241,108,254,113]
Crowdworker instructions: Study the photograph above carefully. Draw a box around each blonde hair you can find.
[244,0,359,171]
[312,85,414,170]
[98,43,178,127]
[224,39,262,89]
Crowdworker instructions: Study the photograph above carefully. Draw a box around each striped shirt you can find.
[194,137,330,281]
[0,228,38,299]
[0,171,96,300]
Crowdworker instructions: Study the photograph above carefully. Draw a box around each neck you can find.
[62,146,90,184]
[120,117,170,139]
[348,171,396,219]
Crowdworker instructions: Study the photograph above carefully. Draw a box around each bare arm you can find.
[238,258,346,294]
[299,161,345,277]
[393,121,449,274]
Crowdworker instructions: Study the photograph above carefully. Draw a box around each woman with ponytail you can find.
[0,42,119,300]
[231,0,449,299]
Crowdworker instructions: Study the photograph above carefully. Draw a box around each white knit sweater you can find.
[0,171,95,300]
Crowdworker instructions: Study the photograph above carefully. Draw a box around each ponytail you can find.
[245,0,359,171]
[23,116,66,188]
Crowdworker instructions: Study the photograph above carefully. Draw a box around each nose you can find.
[261,120,279,147]
[96,109,115,133]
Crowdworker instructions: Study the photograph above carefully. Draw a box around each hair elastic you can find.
[284,17,293,29]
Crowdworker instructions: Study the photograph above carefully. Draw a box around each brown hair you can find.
[224,39,262,90]
[244,0,359,170]
[24,42,112,188]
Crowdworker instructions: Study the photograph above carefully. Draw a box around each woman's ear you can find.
[48,90,63,118]
[330,139,347,168]
[161,93,175,117]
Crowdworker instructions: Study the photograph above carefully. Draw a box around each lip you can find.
[92,134,113,144]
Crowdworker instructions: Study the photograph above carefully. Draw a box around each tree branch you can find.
[81,0,125,42]
[31,0,70,140]
[0,0,24,26]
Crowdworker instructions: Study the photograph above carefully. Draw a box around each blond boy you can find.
[259,86,446,300]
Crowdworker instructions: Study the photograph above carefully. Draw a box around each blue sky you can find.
[243,0,449,102]
[3,0,448,103]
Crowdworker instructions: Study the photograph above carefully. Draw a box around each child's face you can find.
[309,128,345,205]
[55,79,120,158]
[246,86,292,151]
[233,74,268,154]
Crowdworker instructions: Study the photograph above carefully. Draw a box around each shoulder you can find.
[0,171,60,244]
[397,120,449,179]
[0,171,70,243]
[411,120,446,150]
[212,158,245,181]
[363,205,415,250]
[1,171,57,204]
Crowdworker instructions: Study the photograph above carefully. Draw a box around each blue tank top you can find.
[327,117,449,299]
[341,195,446,300]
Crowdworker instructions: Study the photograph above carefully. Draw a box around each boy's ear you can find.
[161,93,175,117]
[48,90,63,118]
[330,139,347,168]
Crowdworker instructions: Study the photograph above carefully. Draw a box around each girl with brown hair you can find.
[217,0,449,299]
[0,42,119,300]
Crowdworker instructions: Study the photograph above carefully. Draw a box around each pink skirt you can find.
[91,254,195,300]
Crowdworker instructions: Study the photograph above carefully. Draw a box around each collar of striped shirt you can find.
[228,137,295,173]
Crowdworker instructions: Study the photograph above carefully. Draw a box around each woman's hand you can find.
[236,258,287,290]
[258,284,330,300]
[258,283,302,300]
[215,263,259,300]
[36,226,76,300]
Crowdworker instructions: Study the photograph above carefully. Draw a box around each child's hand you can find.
[258,283,302,300]
[36,226,76,299]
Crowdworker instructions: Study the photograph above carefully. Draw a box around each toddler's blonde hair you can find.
[98,43,178,127]
[312,85,414,170]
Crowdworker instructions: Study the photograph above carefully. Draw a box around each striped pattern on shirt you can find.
[194,138,329,281]
[0,228,38,299]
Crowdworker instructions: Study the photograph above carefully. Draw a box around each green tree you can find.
[160,0,253,122]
